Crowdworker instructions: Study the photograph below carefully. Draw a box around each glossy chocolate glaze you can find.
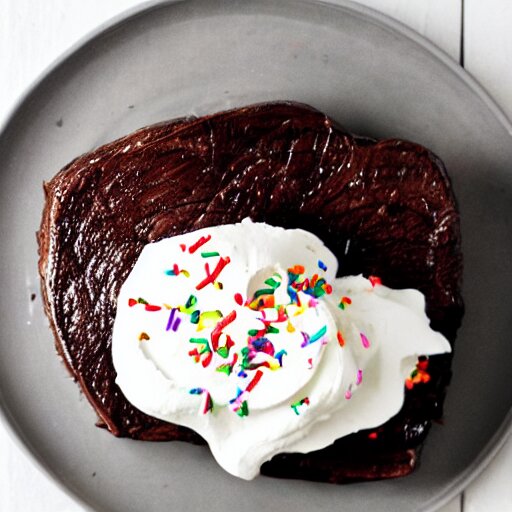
[38,102,463,482]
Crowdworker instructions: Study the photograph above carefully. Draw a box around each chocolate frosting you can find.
[38,101,463,482]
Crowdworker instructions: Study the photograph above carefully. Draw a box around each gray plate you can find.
[0,1,511,511]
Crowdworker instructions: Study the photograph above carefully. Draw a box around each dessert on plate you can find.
[38,101,463,482]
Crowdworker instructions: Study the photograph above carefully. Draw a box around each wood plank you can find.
[465,0,512,122]
[0,0,142,127]
[354,0,461,62]
[464,5,512,507]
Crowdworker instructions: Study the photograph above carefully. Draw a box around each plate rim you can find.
[0,1,511,511]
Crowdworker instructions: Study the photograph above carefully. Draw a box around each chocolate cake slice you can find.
[38,101,463,482]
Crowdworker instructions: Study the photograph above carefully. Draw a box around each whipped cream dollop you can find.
[112,219,451,479]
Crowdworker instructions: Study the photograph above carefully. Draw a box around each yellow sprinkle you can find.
[163,303,172,310]
[268,359,280,371]
[197,310,223,330]
[180,269,190,278]
[214,281,223,290]
[287,321,296,333]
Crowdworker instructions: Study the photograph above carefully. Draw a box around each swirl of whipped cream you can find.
[112,219,451,479]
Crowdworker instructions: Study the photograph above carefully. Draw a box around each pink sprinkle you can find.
[345,389,352,400]
[356,369,363,385]
[360,332,370,349]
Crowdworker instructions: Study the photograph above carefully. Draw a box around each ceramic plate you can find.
[0,1,511,511]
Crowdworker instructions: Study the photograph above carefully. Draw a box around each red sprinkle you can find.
[211,310,237,351]
[189,234,212,254]
[179,244,186,252]
[145,304,162,312]
[128,298,137,307]
[173,263,180,275]
[368,432,378,440]
[234,293,244,305]
[245,369,264,393]
[201,352,213,368]
[341,296,352,305]
[417,359,429,371]
[369,275,382,287]
[196,257,231,290]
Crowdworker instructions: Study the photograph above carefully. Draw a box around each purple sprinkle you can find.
[300,331,311,348]
[172,316,181,332]
[166,308,176,331]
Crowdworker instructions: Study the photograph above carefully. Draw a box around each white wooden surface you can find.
[0,1,511,511]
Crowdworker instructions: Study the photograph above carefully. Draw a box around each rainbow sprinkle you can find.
[291,397,310,415]
[405,357,430,389]
[189,388,214,414]
[338,296,352,310]
[128,230,373,421]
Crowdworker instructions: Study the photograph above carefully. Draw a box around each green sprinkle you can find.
[309,325,327,344]
[217,346,229,359]
[248,329,260,336]
[137,297,148,304]
[254,288,275,298]
[189,337,209,344]
[236,401,249,417]
[216,363,232,375]
[267,325,279,334]
[264,277,281,289]
[190,310,200,324]
[185,295,197,309]
[201,251,220,258]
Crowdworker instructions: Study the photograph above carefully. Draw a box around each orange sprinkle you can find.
[288,264,305,275]
[337,331,345,347]
[138,332,150,341]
